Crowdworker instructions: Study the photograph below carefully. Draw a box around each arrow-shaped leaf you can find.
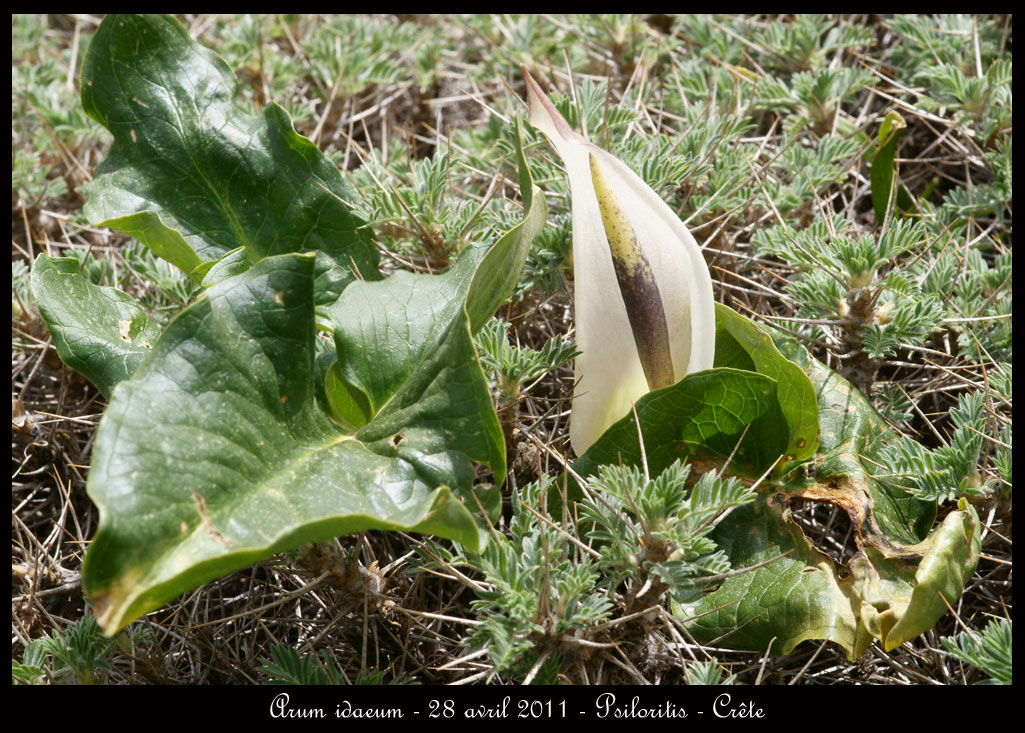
[83,123,547,635]
[80,14,378,284]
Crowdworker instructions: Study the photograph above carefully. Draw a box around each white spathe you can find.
[524,70,715,455]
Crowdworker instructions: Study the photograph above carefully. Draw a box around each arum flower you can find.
[523,69,715,454]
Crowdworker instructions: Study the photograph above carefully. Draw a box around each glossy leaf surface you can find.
[82,127,546,635]
[80,14,378,284]
[572,306,978,658]
[31,255,161,398]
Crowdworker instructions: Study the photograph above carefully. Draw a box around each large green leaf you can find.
[331,143,547,495]
[677,323,980,659]
[574,303,820,484]
[80,14,378,284]
[30,255,161,398]
[570,305,978,659]
[772,328,936,546]
[713,303,819,474]
[572,368,781,483]
[82,130,547,635]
